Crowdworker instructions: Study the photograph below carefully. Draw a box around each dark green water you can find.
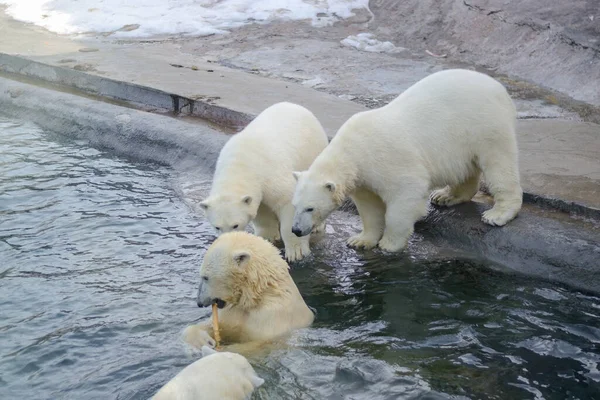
[1,117,598,399]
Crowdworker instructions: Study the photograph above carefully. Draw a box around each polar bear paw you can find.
[285,240,311,262]
[347,233,379,250]
[430,187,464,207]
[481,207,517,226]
[183,325,216,349]
[377,235,408,253]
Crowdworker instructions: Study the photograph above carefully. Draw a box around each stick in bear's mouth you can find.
[212,303,222,349]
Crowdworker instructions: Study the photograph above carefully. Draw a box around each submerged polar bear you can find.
[183,232,314,350]
[292,69,522,252]
[152,346,264,400]
[200,102,328,262]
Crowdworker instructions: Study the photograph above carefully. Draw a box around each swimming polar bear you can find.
[152,346,264,400]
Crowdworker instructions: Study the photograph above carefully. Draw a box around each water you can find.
[1,117,599,400]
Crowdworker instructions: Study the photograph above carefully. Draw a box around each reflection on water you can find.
[1,117,599,400]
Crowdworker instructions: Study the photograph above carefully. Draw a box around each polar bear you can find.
[200,102,328,262]
[291,69,522,252]
[183,231,314,351]
[152,346,264,400]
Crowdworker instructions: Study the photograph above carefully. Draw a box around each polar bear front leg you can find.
[347,188,386,249]
[378,183,429,252]
[279,203,311,262]
[252,203,281,242]
[312,222,326,234]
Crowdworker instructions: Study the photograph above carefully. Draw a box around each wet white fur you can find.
[152,346,264,400]
[183,232,314,351]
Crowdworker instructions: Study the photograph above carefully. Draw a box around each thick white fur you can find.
[201,102,328,262]
[183,232,314,351]
[152,346,264,400]
[292,69,522,252]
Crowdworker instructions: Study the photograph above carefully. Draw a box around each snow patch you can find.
[0,0,370,38]
[341,33,405,53]
[301,76,326,88]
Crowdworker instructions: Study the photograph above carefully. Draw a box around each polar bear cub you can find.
[152,346,264,400]
[292,69,522,252]
[183,231,314,350]
[200,102,328,262]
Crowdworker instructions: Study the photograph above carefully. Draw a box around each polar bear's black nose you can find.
[292,227,303,237]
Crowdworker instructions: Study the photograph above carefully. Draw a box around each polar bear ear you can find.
[292,171,302,182]
[233,250,251,266]
[241,195,252,205]
[324,182,336,192]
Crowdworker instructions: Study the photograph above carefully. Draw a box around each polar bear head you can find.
[152,345,264,399]
[199,195,257,235]
[196,232,289,311]
[291,171,341,237]
[201,346,265,389]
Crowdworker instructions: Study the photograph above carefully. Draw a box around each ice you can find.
[341,33,405,53]
[0,0,370,38]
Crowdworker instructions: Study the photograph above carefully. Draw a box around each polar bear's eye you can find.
[233,224,239,229]
[215,227,221,231]
[305,207,314,212]
[202,276,209,282]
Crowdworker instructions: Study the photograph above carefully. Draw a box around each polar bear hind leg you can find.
[479,142,523,226]
[430,170,481,207]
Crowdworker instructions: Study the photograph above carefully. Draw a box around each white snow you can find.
[341,33,405,53]
[301,76,326,88]
[0,0,370,38]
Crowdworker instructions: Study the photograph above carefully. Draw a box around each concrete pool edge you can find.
[0,75,228,170]
[1,76,599,294]
[0,52,255,130]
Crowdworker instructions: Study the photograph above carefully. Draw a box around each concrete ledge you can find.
[523,192,600,221]
[0,53,254,130]
[339,196,600,294]
[1,76,598,294]
[417,201,600,294]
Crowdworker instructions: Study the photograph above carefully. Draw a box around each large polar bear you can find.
[200,102,328,262]
[291,69,523,252]
[153,346,264,400]
[183,231,314,351]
